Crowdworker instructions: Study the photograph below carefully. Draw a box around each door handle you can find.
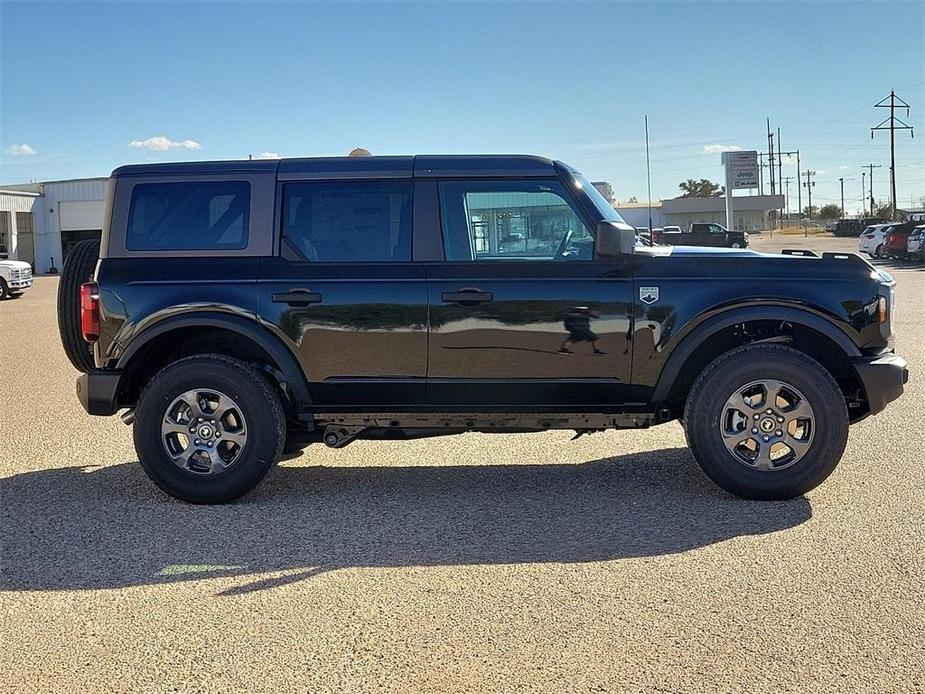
[272,290,323,306]
[441,289,494,306]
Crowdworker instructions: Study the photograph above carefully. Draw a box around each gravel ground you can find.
[1,235,922,693]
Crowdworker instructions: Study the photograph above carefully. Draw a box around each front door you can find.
[257,179,427,408]
[424,178,635,408]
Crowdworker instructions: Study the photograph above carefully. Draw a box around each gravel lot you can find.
[1,235,922,693]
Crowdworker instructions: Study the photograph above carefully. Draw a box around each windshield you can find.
[568,170,626,224]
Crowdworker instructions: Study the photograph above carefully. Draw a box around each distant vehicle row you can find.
[858,222,925,261]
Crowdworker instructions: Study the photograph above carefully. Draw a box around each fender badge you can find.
[640,286,659,304]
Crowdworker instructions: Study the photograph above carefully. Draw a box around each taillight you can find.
[80,282,100,342]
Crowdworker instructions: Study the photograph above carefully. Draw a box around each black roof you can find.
[112,154,558,179]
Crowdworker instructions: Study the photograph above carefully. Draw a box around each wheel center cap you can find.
[198,425,214,439]
[759,418,776,433]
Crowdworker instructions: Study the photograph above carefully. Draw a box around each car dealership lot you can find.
[1,235,922,693]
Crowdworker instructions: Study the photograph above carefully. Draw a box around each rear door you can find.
[422,178,635,408]
[256,174,427,408]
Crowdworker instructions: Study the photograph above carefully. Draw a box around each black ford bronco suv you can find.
[58,155,907,504]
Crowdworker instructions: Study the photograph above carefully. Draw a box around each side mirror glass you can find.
[595,222,636,257]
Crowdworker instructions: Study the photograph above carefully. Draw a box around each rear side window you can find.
[126,181,250,251]
[282,181,412,262]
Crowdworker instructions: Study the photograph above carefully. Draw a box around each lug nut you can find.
[775,430,783,436]
[762,435,770,442]
[777,416,784,423]
[754,414,760,420]
[751,427,758,433]
[194,439,200,445]
[766,409,773,414]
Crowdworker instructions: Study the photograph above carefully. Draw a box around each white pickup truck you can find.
[0,246,33,299]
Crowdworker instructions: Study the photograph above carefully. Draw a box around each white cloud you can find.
[129,135,202,151]
[6,143,36,156]
[838,165,849,170]
[255,151,281,159]
[702,144,742,154]
[814,170,827,175]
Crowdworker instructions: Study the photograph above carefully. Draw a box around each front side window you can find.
[282,181,412,262]
[126,181,250,251]
[439,180,593,261]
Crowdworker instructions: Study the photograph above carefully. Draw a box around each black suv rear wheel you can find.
[684,344,848,500]
[134,355,285,503]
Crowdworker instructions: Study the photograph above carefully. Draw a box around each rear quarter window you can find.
[126,181,250,251]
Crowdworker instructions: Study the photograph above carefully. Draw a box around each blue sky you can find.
[1,1,923,213]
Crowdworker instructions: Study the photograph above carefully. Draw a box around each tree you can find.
[679,179,724,198]
[625,196,639,204]
[872,201,892,218]
[818,204,842,219]
[803,205,819,219]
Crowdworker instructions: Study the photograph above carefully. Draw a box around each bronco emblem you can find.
[640,286,659,304]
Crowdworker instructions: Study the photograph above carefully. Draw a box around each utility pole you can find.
[861,172,866,216]
[644,115,653,233]
[863,163,882,215]
[871,90,914,220]
[781,176,793,220]
[803,170,816,224]
[767,118,776,195]
[838,177,853,217]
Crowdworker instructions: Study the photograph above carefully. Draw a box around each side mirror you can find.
[595,222,636,257]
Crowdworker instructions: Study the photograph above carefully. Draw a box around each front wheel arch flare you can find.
[652,306,861,405]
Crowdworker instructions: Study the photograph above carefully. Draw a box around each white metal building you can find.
[0,177,108,273]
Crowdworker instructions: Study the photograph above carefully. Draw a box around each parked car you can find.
[59,154,906,503]
[858,223,893,258]
[833,217,889,237]
[657,223,748,249]
[884,222,917,259]
[906,225,924,261]
[0,245,33,300]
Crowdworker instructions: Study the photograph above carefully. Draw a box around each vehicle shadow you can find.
[1,448,811,595]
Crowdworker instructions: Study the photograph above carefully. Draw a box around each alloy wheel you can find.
[161,389,247,474]
[719,379,815,471]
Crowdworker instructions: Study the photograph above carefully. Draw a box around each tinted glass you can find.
[283,181,412,262]
[439,180,592,261]
[126,181,250,251]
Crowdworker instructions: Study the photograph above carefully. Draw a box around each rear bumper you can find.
[852,353,908,416]
[76,370,123,416]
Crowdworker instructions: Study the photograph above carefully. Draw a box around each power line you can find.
[871,90,914,220]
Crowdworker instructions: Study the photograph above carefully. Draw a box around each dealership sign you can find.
[722,150,759,189]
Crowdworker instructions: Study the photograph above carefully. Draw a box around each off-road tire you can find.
[56,239,100,372]
[0,278,9,300]
[684,344,848,500]
[134,355,285,504]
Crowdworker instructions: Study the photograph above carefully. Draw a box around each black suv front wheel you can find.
[134,355,285,503]
[684,344,848,500]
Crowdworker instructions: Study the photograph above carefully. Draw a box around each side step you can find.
[314,412,656,448]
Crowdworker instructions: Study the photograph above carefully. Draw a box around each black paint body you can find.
[86,155,902,423]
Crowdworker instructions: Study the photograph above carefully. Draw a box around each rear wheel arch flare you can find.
[116,313,311,407]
